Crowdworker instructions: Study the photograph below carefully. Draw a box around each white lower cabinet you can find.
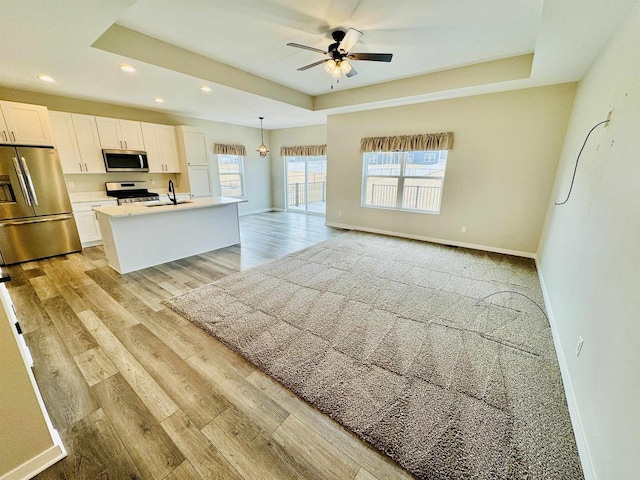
[72,200,117,246]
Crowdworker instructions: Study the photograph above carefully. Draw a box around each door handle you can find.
[20,157,38,206]
[12,157,31,206]
[139,154,143,168]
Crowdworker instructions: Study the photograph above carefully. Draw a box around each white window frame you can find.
[217,154,245,197]
[361,150,448,214]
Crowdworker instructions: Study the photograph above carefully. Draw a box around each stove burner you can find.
[105,181,160,205]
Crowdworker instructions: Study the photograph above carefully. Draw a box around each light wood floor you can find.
[6,212,413,480]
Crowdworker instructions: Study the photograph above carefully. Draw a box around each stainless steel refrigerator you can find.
[0,146,81,264]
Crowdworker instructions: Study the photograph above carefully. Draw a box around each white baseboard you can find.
[0,443,66,480]
[325,221,536,258]
[239,207,274,216]
[535,257,595,480]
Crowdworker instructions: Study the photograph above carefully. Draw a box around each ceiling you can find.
[0,0,636,129]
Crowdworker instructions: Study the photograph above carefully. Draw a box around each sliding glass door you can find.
[286,155,327,215]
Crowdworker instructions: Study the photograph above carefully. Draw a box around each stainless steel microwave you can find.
[102,149,149,172]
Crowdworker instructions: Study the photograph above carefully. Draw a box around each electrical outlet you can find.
[339,210,343,217]
[150,178,155,185]
[67,181,75,189]
[575,336,584,357]
[461,226,467,234]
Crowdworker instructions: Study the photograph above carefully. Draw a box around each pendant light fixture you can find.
[257,116,269,158]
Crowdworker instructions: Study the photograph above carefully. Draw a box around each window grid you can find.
[217,154,245,197]
[361,150,448,214]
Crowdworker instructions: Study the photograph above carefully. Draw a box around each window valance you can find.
[280,144,327,157]
[214,143,247,156]
[360,132,453,153]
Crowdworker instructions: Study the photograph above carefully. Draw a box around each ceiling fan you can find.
[287,28,393,79]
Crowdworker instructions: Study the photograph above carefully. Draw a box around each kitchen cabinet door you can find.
[49,111,83,173]
[0,111,8,144]
[158,125,181,172]
[0,101,54,146]
[71,114,105,173]
[141,123,163,173]
[188,165,213,197]
[95,116,122,149]
[96,117,144,151]
[119,120,144,150]
[72,200,116,245]
[182,130,209,165]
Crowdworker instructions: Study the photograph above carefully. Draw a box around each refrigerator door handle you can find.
[20,157,39,206]
[0,214,74,228]
[12,157,31,206]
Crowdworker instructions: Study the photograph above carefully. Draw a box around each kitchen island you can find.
[93,197,246,274]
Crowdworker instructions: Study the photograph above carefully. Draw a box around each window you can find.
[217,154,244,196]
[361,150,448,214]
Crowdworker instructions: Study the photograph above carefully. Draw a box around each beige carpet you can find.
[165,231,583,480]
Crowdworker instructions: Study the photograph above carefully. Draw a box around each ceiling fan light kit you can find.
[287,27,392,85]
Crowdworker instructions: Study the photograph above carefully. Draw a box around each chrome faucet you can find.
[167,179,177,205]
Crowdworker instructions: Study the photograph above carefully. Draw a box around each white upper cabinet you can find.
[95,116,144,151]
[71,114,105,173]
[177,127,209,165]
[49,111,105,174]
[49,111,82,173]
[0,101,54,146]
[141,123,180,173]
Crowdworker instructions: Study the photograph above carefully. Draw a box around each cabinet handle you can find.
[10,131,16,142]
[124,140,128,149]
[0,274,12,283]
[84,163,88,171]
[78,162,83,171]
[1,131,7,142]
[119,140,123,148]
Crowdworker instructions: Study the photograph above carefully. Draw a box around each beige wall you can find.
[537,4,640,479]
[325,83,577,255]
[0,87,272,214]
[0,294,55,475]
[269,125,327,210]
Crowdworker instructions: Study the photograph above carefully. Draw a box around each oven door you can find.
[102,150,149,172]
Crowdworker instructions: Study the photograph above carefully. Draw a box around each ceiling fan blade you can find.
[346,65,358,78]
[348,52,393,62]
[297,59,329,71]
[338,28,363,53]
[287,42,327,54]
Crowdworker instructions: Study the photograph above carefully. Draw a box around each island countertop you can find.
[92,197,246,217]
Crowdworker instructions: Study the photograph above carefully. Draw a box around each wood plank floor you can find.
[6,212,414,480]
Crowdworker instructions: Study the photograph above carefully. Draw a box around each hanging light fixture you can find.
[257,116,269,158]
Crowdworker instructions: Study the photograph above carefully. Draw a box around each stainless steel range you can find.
[105,181,159,205]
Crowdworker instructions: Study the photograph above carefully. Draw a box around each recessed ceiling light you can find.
[37,75,55,83]
[153,97,164,103]
[119,64,136,73]
[200,85,212,92]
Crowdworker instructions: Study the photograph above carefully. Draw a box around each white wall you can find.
[269,124,327,210]
[326,84,577,255]
[537,4,640,479]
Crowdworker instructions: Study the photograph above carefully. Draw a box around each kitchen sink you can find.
[144,200,194,207]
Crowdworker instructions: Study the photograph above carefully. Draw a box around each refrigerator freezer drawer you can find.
[0,214,81,265]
